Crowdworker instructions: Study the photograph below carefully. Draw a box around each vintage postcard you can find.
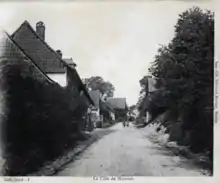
[0,0,218,183]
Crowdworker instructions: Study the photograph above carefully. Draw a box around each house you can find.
[10,21,94,130]
[106,98,128,121]
[89,90,101,115]
[147,76,157,94]
[63,64,94,131]
[89,90,101,111]
[11,21,67,86]
[138,76,157,123]
[86,90,116,128]
[11,20,93,106]
[100,100,115,122]
[0,30,54,84]
[88,90,102,128]
[65,66,93,107]
[63,58,77,69]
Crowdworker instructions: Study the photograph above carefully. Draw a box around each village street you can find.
[57,123,206,176]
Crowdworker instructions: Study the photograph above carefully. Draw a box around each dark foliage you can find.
[0,63,86,175]
[83,76,115,98]
[139,7,214,163]
[114,109,127,122]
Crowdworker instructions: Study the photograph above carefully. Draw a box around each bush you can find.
[140,7,213,165]
[0,63,85,175]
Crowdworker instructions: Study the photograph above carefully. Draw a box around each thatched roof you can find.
[88,90,101,109]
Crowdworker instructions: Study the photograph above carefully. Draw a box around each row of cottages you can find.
[87,91,129,127]
[100,99,115,122]
[88,90,101,128]
[88,90,115,128]
[9,20,94,130]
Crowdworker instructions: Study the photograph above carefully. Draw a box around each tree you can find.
[139,75,152,94]
[83,76,115,98]
[128,105,136,116]
[146,7,213,160]
[138,75,156,117]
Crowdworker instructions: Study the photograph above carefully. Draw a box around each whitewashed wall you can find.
[48,73,67,87]
[110,112,115,121]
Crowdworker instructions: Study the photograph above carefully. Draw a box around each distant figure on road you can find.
[123,121,126,127]
[123,121,129,127]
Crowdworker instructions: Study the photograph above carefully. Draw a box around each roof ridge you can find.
[11,20,67,68]
[11,20,30,38]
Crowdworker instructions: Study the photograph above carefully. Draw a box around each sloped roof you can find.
[106,98,128,110]
[103,100,114,112]
[100,100,114,113]
[66,66,94,106]
[0,30,55,84]
[88,90,101,109]
[11,21,66,73]
[63,58,76,66]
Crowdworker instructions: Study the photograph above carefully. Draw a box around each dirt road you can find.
[57,123,206,176]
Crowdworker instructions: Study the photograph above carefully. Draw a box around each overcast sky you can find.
[0,1,214,106]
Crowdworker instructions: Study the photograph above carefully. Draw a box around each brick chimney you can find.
[56,50,62,58]
[36,21,45,41]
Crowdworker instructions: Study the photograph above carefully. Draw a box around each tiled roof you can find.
[0,30,55,83]
[106,98,128,110]
[9,21,93,105]
[11,21,67,73]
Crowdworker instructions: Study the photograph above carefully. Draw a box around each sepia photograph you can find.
[0,0,216,180]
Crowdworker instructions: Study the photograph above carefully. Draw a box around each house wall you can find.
[110,112,115,121]
[48,73,67,87]
[92,108,100,116]
[89,108,100,127]
[145,111,151,123]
